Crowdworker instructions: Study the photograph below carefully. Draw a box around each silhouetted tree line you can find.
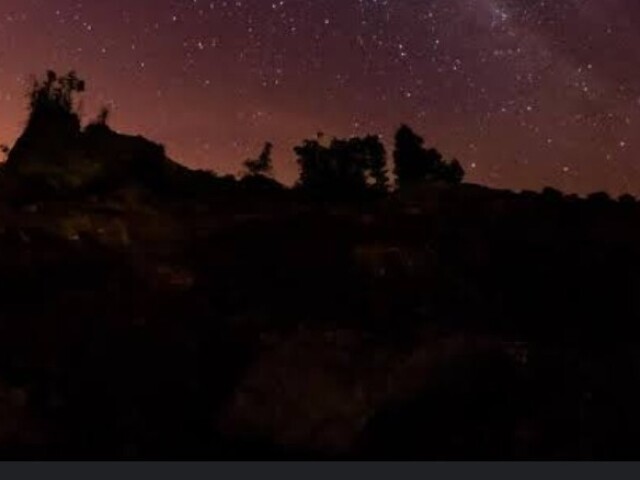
[6,69,640,208]
[0,70,467,202]
[293,134,388,197]
[291,126,464,197]
[7,69,640,206]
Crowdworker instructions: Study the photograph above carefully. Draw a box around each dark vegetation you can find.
[0,71,638,459]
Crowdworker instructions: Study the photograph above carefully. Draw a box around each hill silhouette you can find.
[1,71,247,204]
[0,71,639,460]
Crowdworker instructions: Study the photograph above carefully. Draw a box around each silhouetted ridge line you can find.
[0,70,635,207]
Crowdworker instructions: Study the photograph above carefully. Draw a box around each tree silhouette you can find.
[619,194,636,204]
[358,135,389,193]
[295,134,389,196]
[393,125,439,187]
[542,187,564,201]
[95,106,111,126]
[27,70,85,121]
[587,191,612,204]
[244,142,274,177]
[393,124,465,189]
[440,158,465,185]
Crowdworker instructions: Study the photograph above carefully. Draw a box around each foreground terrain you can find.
[0,181,637,459]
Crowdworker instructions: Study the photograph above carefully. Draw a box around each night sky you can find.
[0,0,639,195]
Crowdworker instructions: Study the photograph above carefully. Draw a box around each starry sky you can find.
[0,0,639,195]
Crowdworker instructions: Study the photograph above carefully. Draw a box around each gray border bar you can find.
[0,462,638,480]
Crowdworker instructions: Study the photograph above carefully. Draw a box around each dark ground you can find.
[0,182,637,460]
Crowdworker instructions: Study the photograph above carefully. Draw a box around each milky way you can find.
[0,0,639,194]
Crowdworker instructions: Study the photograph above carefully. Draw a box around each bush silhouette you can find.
[93,106,111,127]
[295,134,388,197]
[28,70,85,116]
[619,194,636,204]
[441,158,465,185]
[393,124,465,189]
[587,191,612,204]
[244,142,274,178]
[542,187,564,201]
